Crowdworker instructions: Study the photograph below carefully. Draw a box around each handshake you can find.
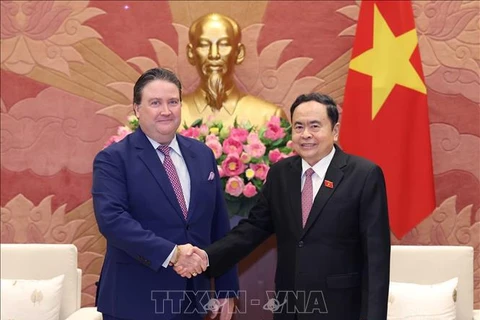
[169,244,209,278]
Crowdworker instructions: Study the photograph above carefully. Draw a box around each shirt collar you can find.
[301,146,336,177]
[146,134,182,157]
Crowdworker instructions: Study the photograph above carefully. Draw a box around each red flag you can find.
[339,0,435,238]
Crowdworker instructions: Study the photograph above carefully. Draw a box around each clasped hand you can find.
[170,244,208,278]
[170,245,235,319]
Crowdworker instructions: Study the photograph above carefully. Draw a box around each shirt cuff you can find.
[162,245,177,268]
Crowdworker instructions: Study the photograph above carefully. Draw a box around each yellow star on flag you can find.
[349,4,426,120]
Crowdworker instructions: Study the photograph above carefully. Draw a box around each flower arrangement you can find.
[105,115,295,217]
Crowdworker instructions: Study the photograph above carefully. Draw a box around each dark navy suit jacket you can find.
[92,127,238,319]
[206,146,390,320]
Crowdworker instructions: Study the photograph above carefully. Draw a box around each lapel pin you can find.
[324,180,334,189]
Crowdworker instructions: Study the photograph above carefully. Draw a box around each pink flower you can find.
[206,139,223,159]
[251,163,270,180]
[240,152,251,164]
[243,182,258,198]
[218,165,225,178]
[113,136,124,143]
[247,132,261,144]
[180,127,201,139]
[268,149,284,163]
[104,126,132,148]
[117,126,132,137]
[244,141,266,158]
[264,118,286,140]
[113,126,132,143]
[230,128,249,143]
[199,124,209,136]
[226,176,245,197]
[268,115,281,126]
[104,136,116,148]
[206,134,219,142]
[221,154,246,177]
[103,126,132,148]
[223,137,243,155]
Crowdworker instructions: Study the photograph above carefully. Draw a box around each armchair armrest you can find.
[65,307,102,320]
[473,309,480,320]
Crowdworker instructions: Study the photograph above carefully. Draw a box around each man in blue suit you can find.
[92,68,238,320]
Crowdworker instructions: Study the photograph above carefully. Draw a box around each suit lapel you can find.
[287,156,304,237]
[301,146,347,238]
[176,135,199,221]
[133,129,185,221]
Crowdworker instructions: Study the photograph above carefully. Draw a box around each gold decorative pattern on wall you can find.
[169,1,268,28]
[95,82,135,130]
[413,1,479,102]
[1,1,104,75]
[430,123,480,181]
[1,1,142,107]
[234,24,323,112]
[1,87,120,175]
[313,49,352,105]
[25,39,139,106]
[1,194,84,243]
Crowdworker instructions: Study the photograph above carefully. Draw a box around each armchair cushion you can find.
[1,274,65,320]
[387,277,458,320]
[65,307,103,320]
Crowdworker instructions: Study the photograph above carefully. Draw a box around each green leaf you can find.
[271,139,284,147]
[190,118,203,127]
[244,121,254,130]
[280,118,291,127]
[249,157,262,164]
[253,179,263,190]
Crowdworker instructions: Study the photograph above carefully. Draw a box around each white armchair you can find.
[391,245,477,320]
[1,243,102,320]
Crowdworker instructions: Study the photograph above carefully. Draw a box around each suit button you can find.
[298,241,304,248]
[186,224,190,230]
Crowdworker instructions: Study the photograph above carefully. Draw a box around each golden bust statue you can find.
[181,13,284,128]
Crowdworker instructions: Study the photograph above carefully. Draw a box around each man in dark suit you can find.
[92,68,238,320]
[201,93,391,319]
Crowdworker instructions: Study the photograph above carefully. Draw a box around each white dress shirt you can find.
[146,135,191,267]
[301,147,336,202]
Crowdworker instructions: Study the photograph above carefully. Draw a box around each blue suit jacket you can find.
[92,128,238,319]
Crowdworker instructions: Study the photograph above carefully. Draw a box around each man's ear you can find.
[186,44,195,65]
[133,104,140,118]
[333,123,340,142]
[236,43,245,65]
